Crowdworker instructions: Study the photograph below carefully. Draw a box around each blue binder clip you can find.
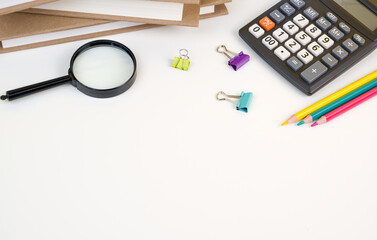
[216,91,253,113]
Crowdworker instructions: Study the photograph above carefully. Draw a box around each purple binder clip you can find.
[217,45,250,71]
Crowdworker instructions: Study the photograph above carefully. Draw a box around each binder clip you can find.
[217,45,250,71]
[172,49,190,71]
[216,91,253,113]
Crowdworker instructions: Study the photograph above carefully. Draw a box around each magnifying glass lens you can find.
[72,45,135,90]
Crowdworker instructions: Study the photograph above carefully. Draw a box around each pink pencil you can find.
[312,86,377,127]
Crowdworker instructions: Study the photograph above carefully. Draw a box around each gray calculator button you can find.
[280,3,296,16]
[290,0,306,9]
[303,7,319,20]
[353,34,366,46]
[270,9,286,24]
[300,61,328,84]
[321,53,338,68]
[287,56,304,72]
[332,46,349,60]
[328,27,345,42]
[342,38,358,53]
[316,17,331,31]
[339,22,351,34]
[326,12,338,23]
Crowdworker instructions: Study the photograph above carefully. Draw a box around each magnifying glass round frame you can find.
[68,39,137,98]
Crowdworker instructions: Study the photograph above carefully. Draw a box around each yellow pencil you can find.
[282,70,377,125]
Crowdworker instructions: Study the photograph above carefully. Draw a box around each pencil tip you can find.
[297,121,305,126]
[1,95,7,101]
[281,121,288,126]
[311,122,318,127]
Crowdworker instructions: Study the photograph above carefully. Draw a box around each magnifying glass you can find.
[1,40,137,101]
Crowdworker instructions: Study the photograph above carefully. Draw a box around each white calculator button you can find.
[295,31,312,46]
[318,34,334,49]
[284,38,301,53]
[249,24,265,38]
[283,21,299,35]
[274,46,291,61]
[305,24,322,38]
[273,28,289,42]
[307,41,324,57]
[297,49,314,64]
[293,14,309,28]
[262,35,278,50]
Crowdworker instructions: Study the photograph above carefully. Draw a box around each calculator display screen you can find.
[334,0,377,31]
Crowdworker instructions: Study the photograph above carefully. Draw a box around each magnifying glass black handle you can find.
[1,75,71,101]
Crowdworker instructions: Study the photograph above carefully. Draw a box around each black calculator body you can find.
[239,0,377,95]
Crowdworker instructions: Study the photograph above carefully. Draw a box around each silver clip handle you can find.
[217,45,238,60]
[216,91,240,104]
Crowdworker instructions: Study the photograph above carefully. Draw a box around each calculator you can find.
[239,0,377,95]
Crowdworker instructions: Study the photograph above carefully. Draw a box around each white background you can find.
[1,1,377,239]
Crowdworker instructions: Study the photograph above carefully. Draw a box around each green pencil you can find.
[297,78,377,125]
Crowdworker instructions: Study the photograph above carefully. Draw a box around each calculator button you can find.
[342,38,358,53]
[339,22,351,34]
[293,14,309,28]
[287,56,304,71]
[307,41,324,57]
[262,35,278,50]
[249,24,265,38]
[322,53,338,68]
[300,61,328,84]
[273,28,289,42]
[305,24,322,38]
[303,7,319,21]
[328,27,345,42]
[290,0,306,10]
[274,46,291,61]
[297,49,314,64]
[283,21,299,35]
[326,12,338,23]
[259,17,275,31]
[353,34,366,46]
[332,46,349,60]
[270,9,286,24]
[318,34,334,49]
[280,3,296,16]
[285,38,301,53]
[316,17,331,31]
[295,31,312,46]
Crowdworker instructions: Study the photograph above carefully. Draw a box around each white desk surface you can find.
[1,1,377,239]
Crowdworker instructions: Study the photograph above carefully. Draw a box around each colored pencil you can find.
[281,70,377,125]
[312,86,377,127]
[297,78,377,125]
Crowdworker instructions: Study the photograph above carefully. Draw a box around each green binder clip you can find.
[216,91,253,113]
[172,49,190,71]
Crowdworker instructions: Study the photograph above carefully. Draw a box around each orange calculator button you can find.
[259,17,275,31]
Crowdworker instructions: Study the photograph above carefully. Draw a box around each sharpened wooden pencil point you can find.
[311,122,318,127]
[282,115,298,126]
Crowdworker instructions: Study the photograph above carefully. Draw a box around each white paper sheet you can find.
[200,6,215,15]
[35,0,184,21]
[2,21,143,48]
[2,6,215,49]
[0,0,34,9]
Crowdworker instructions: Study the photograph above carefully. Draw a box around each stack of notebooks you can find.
[0,0,232,54]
